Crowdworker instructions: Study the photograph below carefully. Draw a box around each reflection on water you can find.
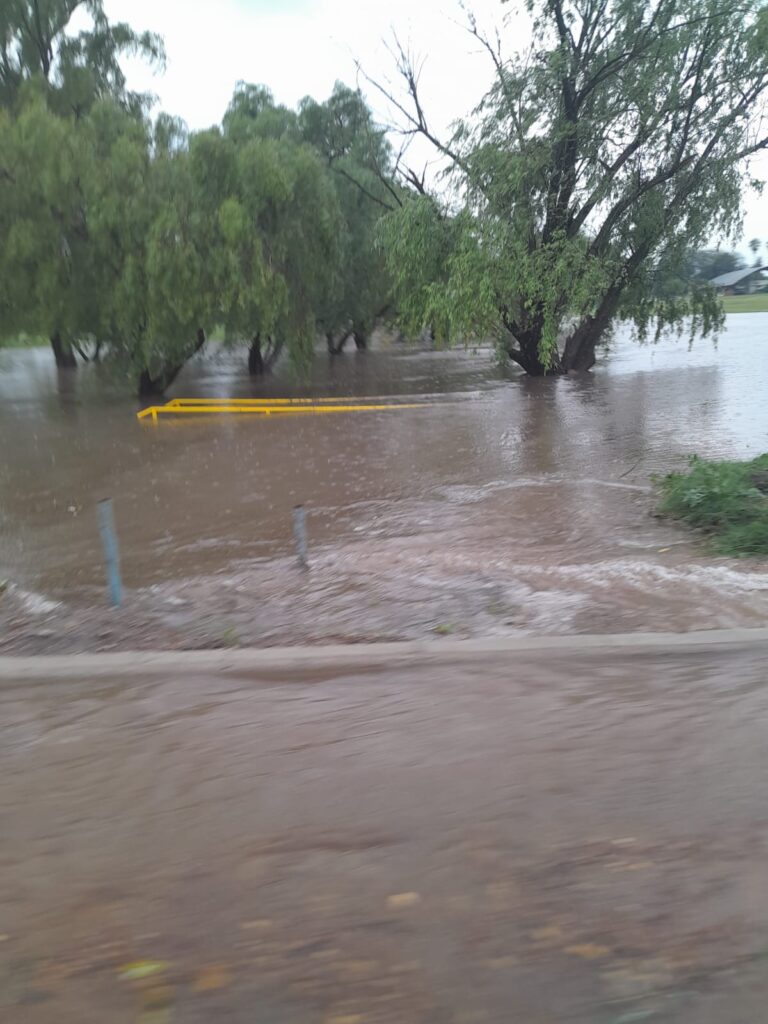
[1,316,768,649]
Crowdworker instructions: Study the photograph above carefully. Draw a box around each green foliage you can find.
[376,197,461,342]
[298,83,398,342]
[0,0,163,115]
[658,455,768,556]
[0,0,392,387]
[0,81,347,389]
[223,83,298,143]
[378,0,768,374]
[0,0,164,371]
[219,81,399,353]
[214,105,347,369]
[0,93,91,343]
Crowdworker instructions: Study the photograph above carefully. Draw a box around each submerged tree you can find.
[374,0,768,375]
[0,85,347,394]
[0,0,162,367]
[220,82,397,368]
[216,86,347,375]
[215,83,397,372]
[78,109,343,394]
[299,84,398,353]
[0,91,106,368]
[0,93,208,393]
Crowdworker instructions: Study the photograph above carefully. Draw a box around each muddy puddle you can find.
[2,317,768,652]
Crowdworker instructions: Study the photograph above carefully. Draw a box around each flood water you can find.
[2,315,768,651]
[4,645,768,1021]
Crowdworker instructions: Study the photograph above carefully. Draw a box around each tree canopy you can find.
[0,0,163,115]
[221,81,399,355]
[0,91,349,392]
[0,0,163,368]
[0,5,397,391]
[375,0,768,375]
[0,70,394,391]
[298,84,399,351]
[6,0,766,390]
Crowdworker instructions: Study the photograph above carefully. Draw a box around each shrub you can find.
[658,454,768,555]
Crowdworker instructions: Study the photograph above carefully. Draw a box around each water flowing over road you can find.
[2,642,768,1022]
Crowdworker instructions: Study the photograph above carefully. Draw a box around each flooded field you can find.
[2,316,768,652]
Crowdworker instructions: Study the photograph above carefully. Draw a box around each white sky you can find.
[104,0,768,256]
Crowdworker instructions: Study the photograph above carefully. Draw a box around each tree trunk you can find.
[561,286,622,372]
[50,331,76,369]
[560,321,601,372]
[138,328,206,397]
[327,330,351,355]
[138,369,164,398]
[352,326,367,351]
[264,336,284,371]
[506,292,620,376]
[249,333,284,374]
[248,333,265,375]
[507,320,564,377]
[506,242,647,376]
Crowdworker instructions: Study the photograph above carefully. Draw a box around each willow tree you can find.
[1,88,344,394]
[376,0,768,375]
[0,0,162,366]
[102,114,215,397]
[299,84,398,352]
[219,84,365,373]
[0,89,101,366]
[0,0,162,113]
[0,94,214,395]
[222,82,398,359]
[193,116,344,376]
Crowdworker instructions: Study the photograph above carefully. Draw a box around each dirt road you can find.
[2,641,768,1022]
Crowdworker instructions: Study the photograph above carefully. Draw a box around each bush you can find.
[658,454,768,555]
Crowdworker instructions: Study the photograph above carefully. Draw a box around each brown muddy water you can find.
[1,316,768,652]
[3,647,768,1022]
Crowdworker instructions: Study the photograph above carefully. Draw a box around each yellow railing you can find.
[137,396,428,423]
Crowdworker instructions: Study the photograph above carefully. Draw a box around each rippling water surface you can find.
[1,316,767,648]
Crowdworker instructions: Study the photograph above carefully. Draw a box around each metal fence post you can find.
[292,505,309,570]
[98,498,123,607]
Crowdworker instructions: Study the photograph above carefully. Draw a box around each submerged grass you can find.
[658,454,768,556]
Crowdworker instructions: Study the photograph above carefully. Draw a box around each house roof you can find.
[710,266,768,287]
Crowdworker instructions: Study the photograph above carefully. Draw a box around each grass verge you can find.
[721,294,768,313]
[658,454,768,556]
[2,334,48,348]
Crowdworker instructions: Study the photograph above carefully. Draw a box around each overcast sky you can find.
[104,0,768,256]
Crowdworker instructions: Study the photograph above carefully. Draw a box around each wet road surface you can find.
[2,319,768,653]
[2,644,768,1022]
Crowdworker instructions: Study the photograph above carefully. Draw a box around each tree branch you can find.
[331,162,396,211]
[357,36,473,180]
